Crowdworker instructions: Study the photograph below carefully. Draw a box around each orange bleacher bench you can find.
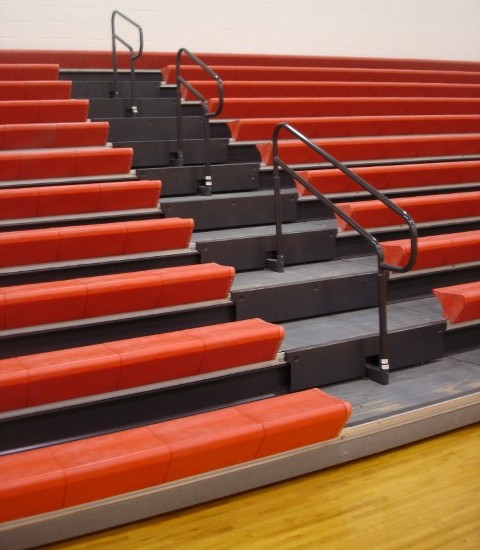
[0,263,235,330]
[0,81,72,101]
[0,147,133,181]
[0,388,351,522]
[0,218,194,268]
[382,230,480,270]
[296,160,480,196]
[184,80,480,101]
[227,115,480,142]
[256,134,480,166]
[0,318,284,411]
[0,63,59,81]
[0,121,109,150]
[433,281,480,324]
[0,180,161,220]
[162,64,480,85]
[0,99,89,124]
[335,191,480,230]
[211,97,480,119]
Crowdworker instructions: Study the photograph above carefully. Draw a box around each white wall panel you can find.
[0,0,479,60]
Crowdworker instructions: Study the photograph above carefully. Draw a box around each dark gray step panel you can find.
[138,163,260,196]
[393,296,480,354]
[112,138,229,168]
[0,301,235,359]
[0,363,287,455]
[283,302,446,390]
[61,70,162,82]
[71,80,170,99]
[88,98,203,118]
[105,117,230,142]
[0,209,162,232]
[228,143,262,164]
[193,220,337,271]
[0,250,198,286]
[231,259,379,322]
[162,188,298,230]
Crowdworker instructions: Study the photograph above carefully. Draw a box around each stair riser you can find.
[232,272,378,322]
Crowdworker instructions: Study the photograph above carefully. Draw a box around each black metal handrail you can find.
[111,10,144,115]
[175,48,224,194]
[270,122,418,384]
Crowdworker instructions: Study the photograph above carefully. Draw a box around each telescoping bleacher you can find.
[1,35,480,549]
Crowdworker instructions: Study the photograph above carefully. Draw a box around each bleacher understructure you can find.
[0,44,480,549]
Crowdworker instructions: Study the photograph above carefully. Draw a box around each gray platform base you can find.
[1,392,478,550]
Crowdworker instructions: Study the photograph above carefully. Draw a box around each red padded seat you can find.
[382,230,480,270]
[433,281,480,324]
[336,191,480,230]
[0,99,89,124]
[0,263,235,330]
[0,121,109,149]
[0,63,59,81]
[0,388,350,522]
[0,81,72,100]
[296,160,480,196]
[0,319,283,411]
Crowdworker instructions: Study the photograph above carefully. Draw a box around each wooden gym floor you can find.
[39,421,480,550]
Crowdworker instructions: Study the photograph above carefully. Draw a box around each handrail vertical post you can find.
[366,266,390,384]
[175,52,184,167]
[266,126,285,272]
[111,12,119,98]
[202,111,213,192]
[110,11,143,115]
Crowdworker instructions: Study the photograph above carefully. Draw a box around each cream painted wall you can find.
[0,0,479,60]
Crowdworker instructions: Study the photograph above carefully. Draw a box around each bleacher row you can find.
[0,59,353,525]
[0,48,480,533]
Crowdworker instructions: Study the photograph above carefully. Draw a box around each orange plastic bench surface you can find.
[0,99,89,124]
[0,263,235,330]
[0,388,351,522]
[0,63,59,81]
[296,160,480,196]
[0,81,72,101]
[0,121,109,149]
[0,147,133,181]
[0,217,193,268]
[0,318,284,412]
[336,190,480,230]
[433,281,480,324]
[185,80,480,101]
[0,180,161,220]
[228,114,480,142]
[382,230,480,270]
[162,64,480,85]
[256,134,480,166]
[211,97,480,119]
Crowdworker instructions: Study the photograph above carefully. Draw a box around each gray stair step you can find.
[71,80,171,99]
[138,162,260,196]
[61,70,162,82]
[231,257,379,322]
[162,188,298,230]
[104,116,230,141]
[193,220,337,271]
[281,298,446,389]
[113,138,229,168]
[88,98,202,118]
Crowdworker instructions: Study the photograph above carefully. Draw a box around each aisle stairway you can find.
[1,50,480,548]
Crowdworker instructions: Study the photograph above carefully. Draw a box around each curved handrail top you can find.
[273,122,418,273]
